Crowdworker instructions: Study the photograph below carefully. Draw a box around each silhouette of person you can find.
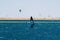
[30,16,33,21]
[30,16,34,28]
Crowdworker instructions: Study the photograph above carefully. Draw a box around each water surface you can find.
[0,20,60,40]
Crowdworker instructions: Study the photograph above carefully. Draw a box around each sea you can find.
[0,20,60,40]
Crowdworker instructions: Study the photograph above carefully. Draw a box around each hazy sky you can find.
[0,0,60,18]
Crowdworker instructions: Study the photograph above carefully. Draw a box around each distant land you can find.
[0,18,60,20]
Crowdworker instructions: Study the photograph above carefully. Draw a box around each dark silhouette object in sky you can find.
[30,16,35,28]
[19,9,21,12]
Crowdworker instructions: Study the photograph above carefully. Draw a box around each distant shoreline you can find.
[0,18,60,20]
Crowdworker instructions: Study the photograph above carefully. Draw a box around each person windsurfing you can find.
[30,16,34,28]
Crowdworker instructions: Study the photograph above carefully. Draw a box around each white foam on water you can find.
[0,21,60,23]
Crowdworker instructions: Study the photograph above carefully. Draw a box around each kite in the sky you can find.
[19,9,21,12]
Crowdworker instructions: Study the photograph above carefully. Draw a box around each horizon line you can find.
[0,18,60,20]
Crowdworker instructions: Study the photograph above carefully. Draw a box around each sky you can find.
[0,0,60,18]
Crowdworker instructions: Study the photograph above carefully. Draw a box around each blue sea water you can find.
[0,20,60,40]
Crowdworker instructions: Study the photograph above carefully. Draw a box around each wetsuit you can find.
[30,16,34,28]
